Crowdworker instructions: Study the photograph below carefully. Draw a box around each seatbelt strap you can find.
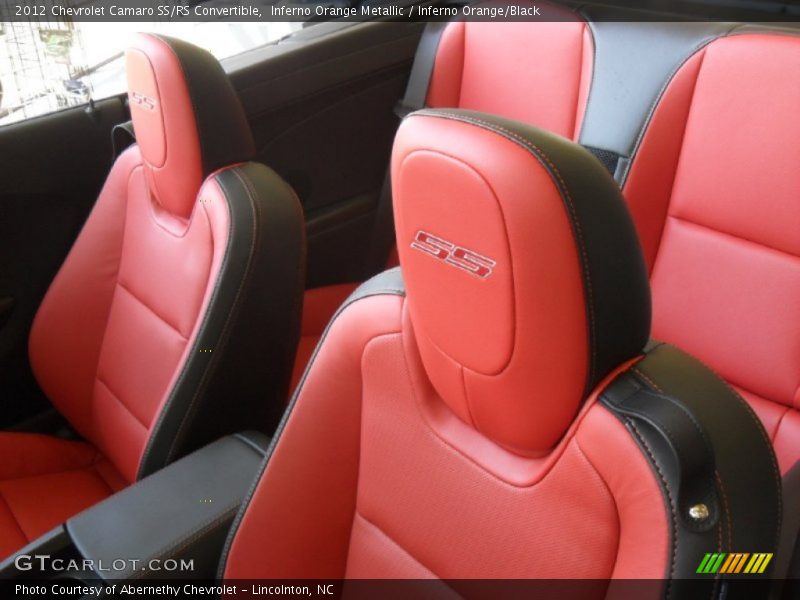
[364,22,448,277]
[111,120,136,162]
[394,21,449,118]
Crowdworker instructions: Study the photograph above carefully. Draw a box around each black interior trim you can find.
[614,344,782,598]
[153,35,256,177]
[137,162,305,478]
[68,434,267,581]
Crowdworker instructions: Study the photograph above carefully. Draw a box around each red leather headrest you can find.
[126,34,255,218]
[392,109,651,456]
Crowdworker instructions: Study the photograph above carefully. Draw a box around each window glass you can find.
[0,21,301,126]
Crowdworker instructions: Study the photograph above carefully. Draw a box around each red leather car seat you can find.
[621,32,800,578]
[295,18,594,387]
[221,110,779,592]
[623,32,800,477]
[0,34,304,559]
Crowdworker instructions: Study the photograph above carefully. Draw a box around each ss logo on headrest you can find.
[130,91,156,111]
[411,230,496,279]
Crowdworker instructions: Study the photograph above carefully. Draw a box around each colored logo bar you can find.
[696,553,773,574]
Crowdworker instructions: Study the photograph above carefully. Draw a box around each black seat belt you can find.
[393,21,450,119]
[111,120,136,162]
[363,21,449,278]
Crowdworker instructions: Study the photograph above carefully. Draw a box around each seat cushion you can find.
[292,283,359,391]
[0,432,126,559]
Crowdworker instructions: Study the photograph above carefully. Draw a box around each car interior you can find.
[0,0,798,597]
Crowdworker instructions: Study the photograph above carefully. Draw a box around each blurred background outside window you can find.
[0,1,303,126]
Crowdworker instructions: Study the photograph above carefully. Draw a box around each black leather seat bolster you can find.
[138,162,306,478]
[602,343,781,599]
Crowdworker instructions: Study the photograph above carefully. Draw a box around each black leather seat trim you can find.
[68,434,267,581]
[604,343,781,599]
[602,373,721,535]
[151,35,256,177]
[137,162,305,478]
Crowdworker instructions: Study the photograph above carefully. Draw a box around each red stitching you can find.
[662,344,782,546]
[632,367,664,393]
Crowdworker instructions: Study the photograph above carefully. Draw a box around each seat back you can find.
[427,20,592,140]
[623,32,800,476]
[295,15,595,389]
[28,34,305,482]
[221,111,779,591]
[377,15,592,269]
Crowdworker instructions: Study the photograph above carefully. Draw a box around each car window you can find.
[0,21,302,126]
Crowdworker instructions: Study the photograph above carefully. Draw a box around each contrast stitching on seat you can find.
[631,382,713,524]
[715,471,733,555]
[705,474,725,596]
[633,372,720,471]
[412,110,598,388]
[164,167,259,464]
[135,189,234,477]
[631,368,662,393]
[633,369,717,470]
[661,343,782,547]
[150,182,228,464]
[128,501,241,580]
[116,280,188,340]
[731,381,779,412]
[635,358,780,569]
[619,25,738,187]
[713,507,723,597]
[95,377,148,430]
[137,166,257,476]
[641,53,709,279]
[684,348,784,481]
